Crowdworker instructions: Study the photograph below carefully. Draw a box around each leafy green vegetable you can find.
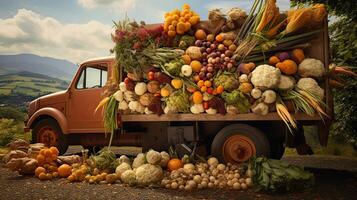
[249,156,314,192]
[178,35,195,49]
[166,90,190,113]
[214,72,239,92]
[221,90,250,113]
[88,147,117,171]
[163,59,184,76]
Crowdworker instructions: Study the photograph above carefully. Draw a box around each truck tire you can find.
[32,118,68,155]
[211,124,270,164]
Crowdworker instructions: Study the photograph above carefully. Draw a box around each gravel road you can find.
[1,163,357,200]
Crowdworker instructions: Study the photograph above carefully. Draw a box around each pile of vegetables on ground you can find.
[97,1,350,134]
[2,139,314,193]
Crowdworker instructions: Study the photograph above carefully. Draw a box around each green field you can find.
[0,72,68,97]
[0,71,69,108]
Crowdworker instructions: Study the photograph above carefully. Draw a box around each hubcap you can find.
[222,134,256,163]
[37,126,58,147]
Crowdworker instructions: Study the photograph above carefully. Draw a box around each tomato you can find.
[203,101,209,110]
[124,77,130,84]
[206,87,213,94]
[148,71,155,80]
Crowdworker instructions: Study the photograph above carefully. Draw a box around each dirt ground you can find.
[1,162,357,200]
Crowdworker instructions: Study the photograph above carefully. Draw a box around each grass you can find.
[0,73,67,97]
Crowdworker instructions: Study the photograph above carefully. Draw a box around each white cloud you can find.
[78,0,136,12]
[0,9,113,63]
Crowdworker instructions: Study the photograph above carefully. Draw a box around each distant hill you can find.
[0,54,77,81]
[0,71,69,107]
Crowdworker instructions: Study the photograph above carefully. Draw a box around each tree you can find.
[292,0,357,147]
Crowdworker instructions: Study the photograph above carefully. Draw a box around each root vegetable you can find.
[245,178,253,187]
[252,102,269,115]
[262,90,277,104]
[217,164,225,171]
[241,183,248,190]
[146,149,162,165]
[171,181,178,189]
[233,182,241,190]
[207,157,219,167]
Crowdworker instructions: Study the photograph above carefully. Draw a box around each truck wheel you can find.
[32,118,68,155]
[211,124,270,164]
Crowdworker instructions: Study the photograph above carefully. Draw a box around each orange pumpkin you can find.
[276,59,297,75]
[35,167,46,177]
[167,158,183,171]
[58,164,72,178]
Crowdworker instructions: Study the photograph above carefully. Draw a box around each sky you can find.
[0,0,291,63]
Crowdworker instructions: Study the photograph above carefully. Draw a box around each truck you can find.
[24,19,333,164]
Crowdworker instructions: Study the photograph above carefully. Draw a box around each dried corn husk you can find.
[256,0,279,32]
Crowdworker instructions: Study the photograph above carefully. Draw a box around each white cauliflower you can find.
[113,90,124,102]
[206,108,217,114]
[117,155,131,165]
[278,75,296,91]
[296,78,324,100]
[118,101,129,111]
[119,82,127,92]
[128,101,145,113]
[124,91,137,102]
[132,153,146,169]
[251,88,262,99]
[226,105,239,114]
[298,58,325,78]
[251,64,281,89]
[146,149,162,165]
[120,170,136,185]
[160,151,170,168]
[190,104,204,114]
[262,90,276,104]
[252,102,269,115]
[134,82,147,96]
[144,107,154,114]
[135,164,163,185]
[115,162,132,178]
[239,74,249,83]
[164,106,178,114]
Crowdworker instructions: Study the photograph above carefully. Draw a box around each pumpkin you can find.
[35,166,46,177]
[276,59,297,75]
[195,29,206,40]
[58,164,72,178]
[167,158,183,171]
[291,48,305,64]
[269,56,280,66]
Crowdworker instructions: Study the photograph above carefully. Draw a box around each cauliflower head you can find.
[278,75,296,91]
[298,58,325,78]
[251,64,281,89]
[132,153,146,169]
[146,149,162,165]
[120,169,136,185]
[117,155,131,165]
[115,162,132,178]
[296,78,324,100]
[160,151,170,168]
[135,164,163,185]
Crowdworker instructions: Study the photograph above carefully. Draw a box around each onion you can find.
[193,175,202,184]
[187,180,197,188]
[245,178,253,187]
[208,182,214,188]
[227,174,234,180]
[239,178,245,183]
[214,180,219,186]
[179,185,185,190]
[184,184,192,191]
[217,164,225,171]
[233,182,241,190]
[207,157,219,167]
[234,173,240,179]
[184,163,195,171]
[246,168,253,178]
[212,169,218,176]
[171,181,178,189]
[227,180,233,187]
[201,181,208,188]
[209,176,215,182]
[241,183,248,190]
[232,178,238,183]
[165,184,171,189]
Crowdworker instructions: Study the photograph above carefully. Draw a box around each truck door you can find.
[67,64,107,133]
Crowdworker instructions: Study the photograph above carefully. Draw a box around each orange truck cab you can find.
[25,20,333,163]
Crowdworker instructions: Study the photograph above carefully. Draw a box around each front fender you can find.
[27,107,69,134]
